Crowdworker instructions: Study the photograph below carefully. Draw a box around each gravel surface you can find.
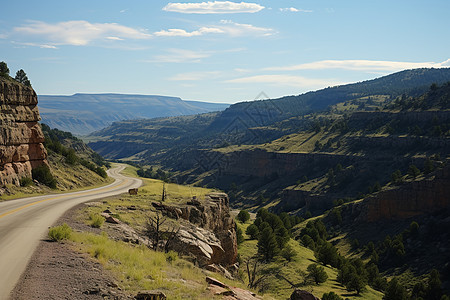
[10,204,133,300]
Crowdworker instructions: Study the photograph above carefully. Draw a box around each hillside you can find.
[89,68,450,164]
[38,93,229,135]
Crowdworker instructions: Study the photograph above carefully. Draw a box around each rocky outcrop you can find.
[153,193,238,268]
[354,164,450,222]
[0,78,47,186]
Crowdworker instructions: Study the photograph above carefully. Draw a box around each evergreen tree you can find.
[427,269,442,300]
[0,61,9,76]
[280,243,296,262]
[245,224,259,240]
[383,278,407,300]
[408,164,421,178]
[307,263,328,284]
[257,227,279,261]
[424,157,435,174]
[15,69,31,86]
[237,210,250,223]
[315,242,338,267]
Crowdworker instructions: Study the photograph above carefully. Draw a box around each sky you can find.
[1,0,450,103]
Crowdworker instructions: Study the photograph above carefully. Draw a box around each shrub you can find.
[237,210,250,223]
[19,177,33,187]
[90,214,104,228]
[32,164,57,189]
[48,223,72,242]
[165,250,178,263]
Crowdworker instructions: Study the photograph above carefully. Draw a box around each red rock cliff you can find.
[0,78,47,186]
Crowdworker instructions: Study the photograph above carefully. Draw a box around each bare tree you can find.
[145,211,167,250]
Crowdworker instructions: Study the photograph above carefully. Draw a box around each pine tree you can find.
[307,263,328,284]
[257,227,279,261]
[15,69,31,86]
[0,61,9,77]
[383,278,407,300]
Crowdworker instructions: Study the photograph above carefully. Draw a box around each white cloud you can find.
[154,21,274,38]
[265,59,450,72]
[154,27,223,37]
[163,1,264,14]
[13,20,151,46]
[279,7,312,13]
[218,20,275,36]
[227,74,343,88]
[12,41,58,49]
[149,49,211,63]
[169,71,221,81]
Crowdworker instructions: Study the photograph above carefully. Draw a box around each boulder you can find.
[290,289,320,300]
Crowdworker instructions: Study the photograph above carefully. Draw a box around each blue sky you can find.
[1,0,449,103]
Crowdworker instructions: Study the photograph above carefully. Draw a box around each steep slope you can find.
[38,93,229,135]
[0,77,48,186]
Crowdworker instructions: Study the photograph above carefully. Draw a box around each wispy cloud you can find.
[226,74,343,88]
[265,59,450,72]
[163,1,264,14]
[13,20,151,46]
[218,20,275,37]
[154,20,274,38]
[148,49,212,63]
[154,27,223,37]
[12,41,58,49]
[169,71,221,81]
[279,7,312,13]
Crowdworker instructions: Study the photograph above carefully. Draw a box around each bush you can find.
[32,164,57,188]
[165,250,178,264]
[90,214,104,228]
[237,210,250,223]
[19,177,33,187]
[48,223,72,242]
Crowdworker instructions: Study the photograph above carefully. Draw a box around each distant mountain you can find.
[209,68,450,132]
[37,93,229,135]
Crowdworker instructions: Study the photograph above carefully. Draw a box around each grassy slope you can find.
[236,221,383,300]
[66,168,276,299]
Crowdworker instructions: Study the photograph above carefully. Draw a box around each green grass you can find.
[82,175,218,234]
[69,231,252,299]
[237,237,383,300]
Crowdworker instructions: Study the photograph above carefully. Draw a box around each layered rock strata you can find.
[152,193,238,268]
[354,164,450,222]
[0,78,47,186]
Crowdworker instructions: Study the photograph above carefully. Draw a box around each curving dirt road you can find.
[0,165,141,300]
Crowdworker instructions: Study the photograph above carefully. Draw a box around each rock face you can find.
[0,78,47,186]
[153,193,238,268]
[354,164,450,222]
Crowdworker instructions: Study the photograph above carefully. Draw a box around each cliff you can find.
[353,164,450,222]
[0,78,47,186]
[152,193,238,269]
